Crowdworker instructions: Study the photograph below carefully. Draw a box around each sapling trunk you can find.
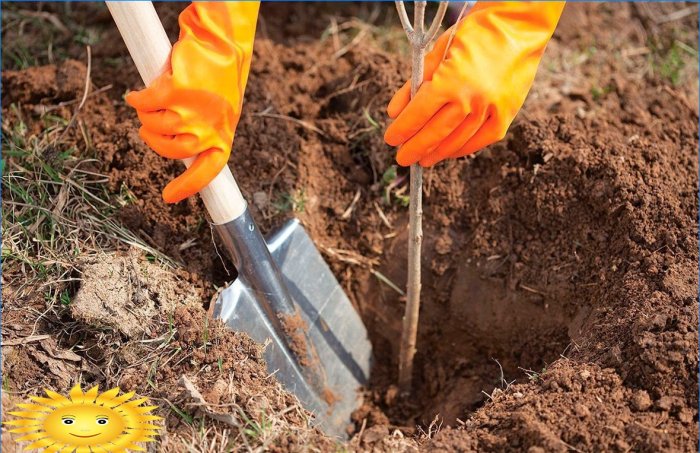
[395,0,447,394]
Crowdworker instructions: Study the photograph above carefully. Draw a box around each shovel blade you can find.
[212,219,372,438]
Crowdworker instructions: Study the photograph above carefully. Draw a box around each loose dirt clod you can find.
[71,249,200,337]
[279,309,312,368]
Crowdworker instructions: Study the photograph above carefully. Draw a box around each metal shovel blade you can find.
[211,219,372,438]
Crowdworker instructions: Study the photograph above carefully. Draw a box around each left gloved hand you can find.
[126,2,259,203]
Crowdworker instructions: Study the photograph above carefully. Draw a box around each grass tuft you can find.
[2,102,173,302]
[273,189,307,214]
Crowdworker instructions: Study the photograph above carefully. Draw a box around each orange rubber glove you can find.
[385,2,564,167]
[126,2,259,203]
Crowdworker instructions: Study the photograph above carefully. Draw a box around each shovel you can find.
[107,2,372,438]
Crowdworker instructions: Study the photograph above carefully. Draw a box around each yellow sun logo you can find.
[4,384,162,452]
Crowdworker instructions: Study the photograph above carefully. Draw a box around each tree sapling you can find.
[394,0,448,394]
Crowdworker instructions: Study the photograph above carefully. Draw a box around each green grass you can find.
[519,366,548,383]
[650,39,698,86]
[147,359,160,390]
[363,108,381,131]
[170,404,195,425]
[381,165,409,207]
[657,42,685,86]
[59,289,71,306]
[1,4,110,70]
[590,84,612,101]
[239,410,272,441]
[5,45,38,70]
[273,189,307,214]
[2,102,173,301]
[72,26,101,46]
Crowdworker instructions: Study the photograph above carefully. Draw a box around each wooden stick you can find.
[395,1,447,394]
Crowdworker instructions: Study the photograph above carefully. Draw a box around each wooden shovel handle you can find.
[107,1,247,224]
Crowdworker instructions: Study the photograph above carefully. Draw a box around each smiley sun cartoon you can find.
[4,384,161,452]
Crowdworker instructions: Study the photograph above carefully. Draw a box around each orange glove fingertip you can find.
[125,74,172,111]
[125,89,151,112]
[162,185,187,204]
[387,81,411,119]
[124,90,137,107]
[384,130,398,148]
[162,147,229,203]
[395,146,418,167]
[137,126,157,150]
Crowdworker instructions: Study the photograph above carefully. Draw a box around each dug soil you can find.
[2,2,698,451]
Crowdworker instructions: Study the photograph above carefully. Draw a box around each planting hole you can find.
[357,228,586,426]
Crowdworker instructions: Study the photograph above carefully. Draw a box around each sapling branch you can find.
[395,0,448,394]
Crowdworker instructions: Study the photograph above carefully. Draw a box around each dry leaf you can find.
[178,376,239,428]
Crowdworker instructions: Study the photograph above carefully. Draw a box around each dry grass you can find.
[318,11,410,59]
[2,246,332,452]
[1,100,173,303]
[1,3,108,70]
[1,4,166,304]
[159,405,331,453]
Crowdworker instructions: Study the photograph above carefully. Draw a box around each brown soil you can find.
[279,309,313,368]
[3,251,335,451]
[2,2,698,452]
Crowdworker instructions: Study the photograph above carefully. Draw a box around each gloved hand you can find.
[126,2,259,203]
[385,2,565,167]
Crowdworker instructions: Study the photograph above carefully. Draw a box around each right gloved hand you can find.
[126,2,259,203]
[385,1,565,167]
